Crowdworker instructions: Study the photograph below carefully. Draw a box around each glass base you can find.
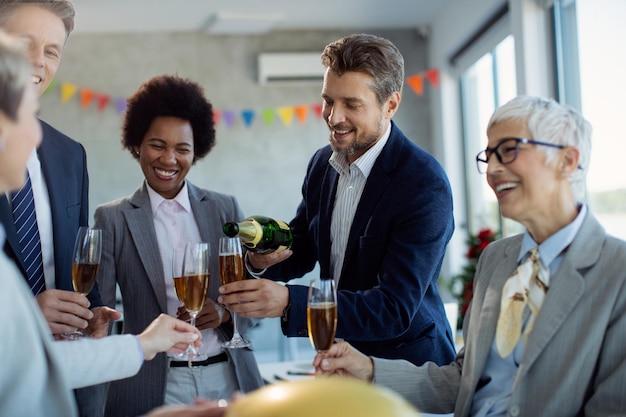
[60,330,88,340]
[174,347,209,362]
[222,337,251,349]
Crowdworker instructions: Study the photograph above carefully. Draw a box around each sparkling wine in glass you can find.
[180,242,211,363]
[63,227,102,339]
[307,277,337,352]
[219,237,251,349]
[171,246,190,360]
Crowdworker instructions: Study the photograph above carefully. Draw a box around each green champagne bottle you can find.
[223,215,293,254]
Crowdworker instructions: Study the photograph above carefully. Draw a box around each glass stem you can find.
[187,313,198,366]
[232,311,242,340]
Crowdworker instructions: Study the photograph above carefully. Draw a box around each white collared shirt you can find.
[4,151,56,289]
[328,123,391,283]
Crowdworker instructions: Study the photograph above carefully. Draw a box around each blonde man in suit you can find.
[314,96,626,416]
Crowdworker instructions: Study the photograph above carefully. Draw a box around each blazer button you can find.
[509,405,520,416]
[297,328,308,337]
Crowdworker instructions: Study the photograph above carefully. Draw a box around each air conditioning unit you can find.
[258,52,325,85]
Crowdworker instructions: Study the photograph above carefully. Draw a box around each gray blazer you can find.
[95,182,264,417]
[373,211,626,416]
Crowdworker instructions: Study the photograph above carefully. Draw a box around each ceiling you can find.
[71,0,453,35]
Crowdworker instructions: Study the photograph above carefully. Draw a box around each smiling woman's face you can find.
[137,116,194,199]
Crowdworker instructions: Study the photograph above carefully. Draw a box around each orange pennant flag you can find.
[96,94,110,111]
[277,106,294,127]
[294,105,308,124]
[60,82,78,103]
[406,74,424,96]
[424,68,440,87]
[80,89,95,109]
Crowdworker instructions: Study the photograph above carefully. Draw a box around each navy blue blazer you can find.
[266,121,456,366]
[0,120,102,306]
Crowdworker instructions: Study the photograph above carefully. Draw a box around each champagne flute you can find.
[63,227,102,339]
[219,237,251,348]
[307,277,337,351]
[171,246,189,360]
[180,242,211,363]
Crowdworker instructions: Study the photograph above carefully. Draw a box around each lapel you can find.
[318,159,338,279]
[339,123,398,282]
[123,184,168,312]
[517,213,600,377]
[468,237,522,389]
[188,183,222,297]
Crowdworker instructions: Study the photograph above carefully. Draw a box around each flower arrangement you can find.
[450,228,498,329]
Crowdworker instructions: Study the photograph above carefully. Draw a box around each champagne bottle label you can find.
[244,219,264,249]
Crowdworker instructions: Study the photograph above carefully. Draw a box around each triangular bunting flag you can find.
[60,82,78,103]
[406,74,424,96]
[277,106,294,127]
[115,97,127,114]
[241,109,256,128]
[43,79,57,95]
[80,89,95,109]
[96,94,110,112]
[294,105,308,124]
[311,103,323,119]
[424,68,440,87]
[222,110,236,128]
[261,108,275,126]
[213,109,221,125]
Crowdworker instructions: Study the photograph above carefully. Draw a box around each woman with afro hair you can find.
[94,74,264,417]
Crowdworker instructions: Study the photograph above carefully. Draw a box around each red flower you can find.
[450,228,498,329]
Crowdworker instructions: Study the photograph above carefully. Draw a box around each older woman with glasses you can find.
[312,95,626,417]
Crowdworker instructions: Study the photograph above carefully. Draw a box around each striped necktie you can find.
[495,248,550,357]
[10,172,45,296]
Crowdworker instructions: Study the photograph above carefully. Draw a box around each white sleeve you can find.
[51,334,144,389]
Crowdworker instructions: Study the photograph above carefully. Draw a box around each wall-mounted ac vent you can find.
[258,52,324,85]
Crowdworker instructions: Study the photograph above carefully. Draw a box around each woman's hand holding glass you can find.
[177,242,211,363]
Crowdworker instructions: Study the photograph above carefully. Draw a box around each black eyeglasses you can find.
[475,137,569,174]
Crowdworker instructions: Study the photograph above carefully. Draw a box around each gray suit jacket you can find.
[373,212,626,416]
[95,182,264,417]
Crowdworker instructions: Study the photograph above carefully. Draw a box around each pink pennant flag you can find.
[311,103,323,119]
[213,110,221,125]
[406,74,424,96]
[424,68,440,88]
[96,94,110,112]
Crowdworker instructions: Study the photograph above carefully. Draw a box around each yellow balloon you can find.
[226,377,422,417]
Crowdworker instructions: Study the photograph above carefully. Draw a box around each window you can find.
[461,35,519,237]
[556,0,626,240]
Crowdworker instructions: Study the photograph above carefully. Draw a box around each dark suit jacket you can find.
[0,119,102,305]
[266,121,456,366]
[95,182,264,417]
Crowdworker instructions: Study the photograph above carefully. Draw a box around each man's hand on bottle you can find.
[247,249,292,270]
[218,279,289,319]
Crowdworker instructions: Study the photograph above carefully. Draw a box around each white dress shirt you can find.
[328,123,391,283]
